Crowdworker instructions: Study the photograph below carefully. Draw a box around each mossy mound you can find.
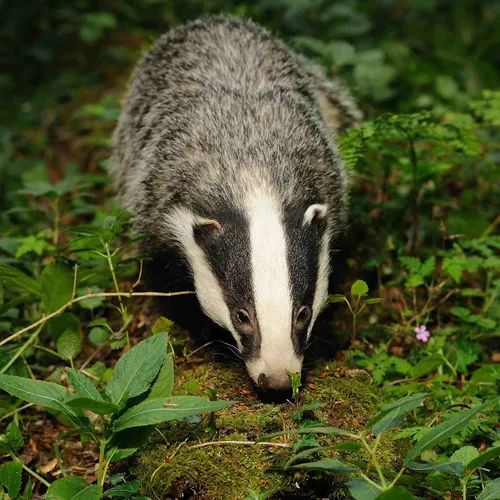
[133,360,405,499]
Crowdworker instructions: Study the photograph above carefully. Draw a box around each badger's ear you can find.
[193,218,222,245]
[303,204,328,226]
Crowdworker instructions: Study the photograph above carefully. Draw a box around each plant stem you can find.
[361,435,387,490]
[97,437,108,491]
[10,452,50,488]
[104,242,126,317]
[1,323,44,374]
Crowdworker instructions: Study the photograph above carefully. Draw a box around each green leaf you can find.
[148,353,174,399]
[105,333,169,406]
[112,396,234,432]
[151,316,174,335]
[407,461,463,476]
[450,445,479,467]
[369,393,427,435]
[0,461,22,499]
[0,374,73,413]
[6,421,24,452]
[477,478,500,500]
[0,263,41,295]
[347,477,380,500]
[351,280,369,296]
[404,402,488,465]
[64,396,119,415]
[364,298,383,304]
[104,480,139,498]
[67,368,102,401]
[375,486,415,499]
[328,294,346,303]
[88,327,109,346]
[105,427,153,462]
[284,443,360,469]
[467,446,500,471]
[46,476,100,500]
[410,355,443,378]
[48,313,81,342]
[257,426,355,442]
[290,458,359,473]
[40,263,74,314]
[57,329,83,360]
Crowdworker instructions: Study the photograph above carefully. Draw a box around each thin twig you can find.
[0,290,194,348]
[0,403,34,422]
[188,440,291,450]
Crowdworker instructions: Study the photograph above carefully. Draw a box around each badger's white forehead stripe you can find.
[246,193,301,378]
[163,207,242,351]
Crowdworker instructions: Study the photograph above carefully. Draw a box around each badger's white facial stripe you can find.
[308,229,330,340]
[245,194,302,381]
[303,203,328,226]
[164,207,242,350]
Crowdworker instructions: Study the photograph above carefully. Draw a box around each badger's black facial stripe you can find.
[283,204,324,354]
[193,208,260,358]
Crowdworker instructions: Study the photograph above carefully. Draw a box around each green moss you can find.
[133,360,406,498]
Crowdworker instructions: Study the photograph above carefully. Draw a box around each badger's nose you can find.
[258,372,291,391]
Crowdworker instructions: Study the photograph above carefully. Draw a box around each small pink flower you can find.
[414,325,431,342]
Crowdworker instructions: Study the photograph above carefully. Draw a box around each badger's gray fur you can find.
[112,16,361,390]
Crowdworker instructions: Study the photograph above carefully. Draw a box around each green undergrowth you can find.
[134,361,404,499]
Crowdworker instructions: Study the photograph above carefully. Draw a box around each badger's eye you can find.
[296,306,311,324]
[236,309,251,324]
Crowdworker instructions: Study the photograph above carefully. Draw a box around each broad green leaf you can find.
[105,427,153,463]
[0,263,41,295]
[57,329,83,360]
[407,461,463,476]
[257,426,356,442]
[290,458,359,473]
[40,263,74,314]
[467,446,500,471]
[105,333,169,406]
[148,353,174,399]
[450,445,479,467]
[375,486,415,499]
[351,280,369,296]
[369,393,427,435]
[347,477,381,500]
[0,374,72,413]
[103,479,139,498]
[477,478,500,500]
[6,421,24,452]
[151,316,174,334]
[404,402,488,465]
[48,313,81,342]
[88,327,109,346]
[67,368,102,401]
[46,476,100,500]
[112,396,234,432]
[410,355,443,378]
[64,396,119,415]
[0,461,22,499]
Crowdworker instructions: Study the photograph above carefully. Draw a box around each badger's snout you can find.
[257,372,292,391]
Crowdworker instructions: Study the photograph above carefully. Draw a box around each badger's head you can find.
[167,193,330,391]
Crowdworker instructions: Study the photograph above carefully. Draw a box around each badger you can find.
[112,16,361,391]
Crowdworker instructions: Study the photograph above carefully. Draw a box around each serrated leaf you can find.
[351,280,369,296]
[104,480,139,498]
[46,476,100,500]
[67,369,102,401]
[64,396,119,415]
[0,374,73,414]
[477,478,500,500]
[148,353,174,399]
[151,316,174,335]
[6,421,24,452]
[40,263,74,314]
[404,402,488,465]
[105,333,169,406]
[467,446,500,471]
[0,461,22,498]
[57,329,83,360]
[290,458,359,473]
[410,355,443,378]
[257,426,355,442]
[112,396,234,432]
[370,393,427,435]
[450,445,479,466]
[0,263,41,295]
[407,461,463,476]
[347,477,381,500]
